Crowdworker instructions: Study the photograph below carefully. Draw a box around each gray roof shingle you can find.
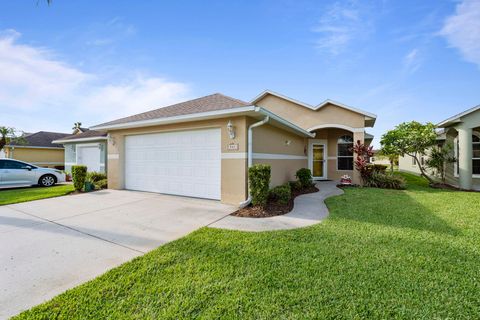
[93,93,250,128]
[58,130,107,141]
[9,131,71,148]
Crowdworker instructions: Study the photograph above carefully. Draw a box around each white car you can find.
[0,159,66,188]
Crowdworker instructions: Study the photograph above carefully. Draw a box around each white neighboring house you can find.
[53,130,108,173]
[398,105,480,190]
[0,149,5,158]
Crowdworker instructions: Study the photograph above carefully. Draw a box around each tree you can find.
[0,127,26,152]
[426,143,456,183]
[380,145,399,173]
[380,121,437,184]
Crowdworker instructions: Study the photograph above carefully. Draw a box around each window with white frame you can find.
[473,134,480,175]
[454,133,480,176]
[337,135,354,170]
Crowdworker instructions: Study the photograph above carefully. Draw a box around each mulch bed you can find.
[231,185,319,218]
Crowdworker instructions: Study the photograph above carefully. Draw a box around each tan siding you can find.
[6,147,64,168]
[255,94,365,130]
[252,124,306,156]
[253,158,307,187]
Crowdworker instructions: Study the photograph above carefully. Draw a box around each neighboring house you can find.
[398,151,429,176]
[90,91,376,205]
[398,105,480,190]
[2,131,70,169]
[52,130,108,173]
[437,106,480,190]
[370,150,392,166]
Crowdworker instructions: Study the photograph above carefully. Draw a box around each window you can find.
[454,133,480,176]
[474,134,480,175]
[0,160,30,169]
[337,135,353,170]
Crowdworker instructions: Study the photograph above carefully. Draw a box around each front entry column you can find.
[353,131,365,185]
[458,126,473,190]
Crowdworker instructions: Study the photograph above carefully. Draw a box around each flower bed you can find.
[231,185,318,218]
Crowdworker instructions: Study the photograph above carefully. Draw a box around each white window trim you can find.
[308,139,328,180]
[454,131,480,178]
[337,135,354,171]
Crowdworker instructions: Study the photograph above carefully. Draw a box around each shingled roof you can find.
[8,131,70,148]
[52,129,107,143]
[93,93,250,128]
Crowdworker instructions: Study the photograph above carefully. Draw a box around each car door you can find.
[0,160,36,186]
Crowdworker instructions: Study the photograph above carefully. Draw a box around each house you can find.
[398,106,480,190]
[2,131,70,169]
[52,129,108,173]
[437,106,480,190]
[90,91,376,205]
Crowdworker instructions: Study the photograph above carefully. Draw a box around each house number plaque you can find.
[227,143,239,151]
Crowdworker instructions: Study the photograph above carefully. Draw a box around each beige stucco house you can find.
[90,90,376,205]
[2,131,70,169]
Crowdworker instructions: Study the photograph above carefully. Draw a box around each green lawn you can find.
[14,173,480,319]
[0,184,74,206]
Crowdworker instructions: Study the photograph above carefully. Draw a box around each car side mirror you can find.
[23,166,32,171]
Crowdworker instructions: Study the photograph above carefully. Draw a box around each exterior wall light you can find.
[227,120,235,139]
[107,133,116,146]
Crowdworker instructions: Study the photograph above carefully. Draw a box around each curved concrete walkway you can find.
[209,181,344,232]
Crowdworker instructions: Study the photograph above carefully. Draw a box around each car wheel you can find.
[39,174,56,187]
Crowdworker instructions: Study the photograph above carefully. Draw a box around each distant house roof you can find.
[52,129,107,144]
[437,105,480,127]
[8,131,70,149]
[91,93,250,129]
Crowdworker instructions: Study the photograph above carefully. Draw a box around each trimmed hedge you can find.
[269,183,292,205]
[365,172,406,190]
[249,164,271,207]
[71,165,87,191]
[296,168,313,188]
[289,180,302,191]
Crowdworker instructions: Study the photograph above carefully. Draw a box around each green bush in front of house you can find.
[296,168,313,188]
[365,171,406,190]
[71,165,87,191]
[269,183,292,205]
[249,164,271,207]
[86,172,108,190]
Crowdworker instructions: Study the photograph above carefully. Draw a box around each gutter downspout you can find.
[239,115,270,208]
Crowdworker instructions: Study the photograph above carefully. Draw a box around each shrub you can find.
[365,164,388,175]
[86,171,107,183]
[94,178,108,190]
[365,172,406,190]
[296,168,313,188]
[71,165,87,191]
[269,183,291,205]
[249,164,271,207]
[289,180,302,191]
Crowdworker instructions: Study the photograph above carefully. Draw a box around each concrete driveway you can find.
[0,190,234,319]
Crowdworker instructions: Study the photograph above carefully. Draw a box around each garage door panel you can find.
[125,128,221,200]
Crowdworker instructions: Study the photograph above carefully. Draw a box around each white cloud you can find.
[440,0,480,67]
[0,30,190,132]
[403,48,422,74]
[312,1,373,55]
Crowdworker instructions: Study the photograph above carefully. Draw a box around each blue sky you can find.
[1,0,479,147]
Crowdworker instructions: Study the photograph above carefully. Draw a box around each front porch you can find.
[307,126,371,185]
[444,126,480,190]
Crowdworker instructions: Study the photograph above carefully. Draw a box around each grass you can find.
[13,173,480,319]
[0,184,74,206]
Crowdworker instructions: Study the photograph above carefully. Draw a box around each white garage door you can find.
[125,128,221,200]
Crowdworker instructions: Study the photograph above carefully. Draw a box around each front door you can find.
[311,143,326,179]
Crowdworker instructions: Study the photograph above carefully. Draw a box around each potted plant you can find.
[340,174,352,185]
